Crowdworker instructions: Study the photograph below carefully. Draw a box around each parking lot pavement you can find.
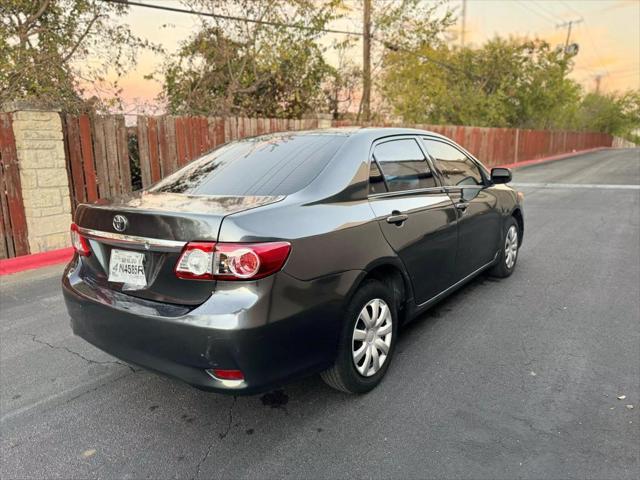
[1,148,638,480]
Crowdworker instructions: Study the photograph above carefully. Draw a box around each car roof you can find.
[251,126,451,142]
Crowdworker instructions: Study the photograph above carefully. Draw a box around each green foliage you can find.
[161,0,341,118]
[574,91,640,139]
[361,0,456,120]
[380,37,584,129]
[372,0,455,52]
[0,0,156,112]
[128,130,142,190]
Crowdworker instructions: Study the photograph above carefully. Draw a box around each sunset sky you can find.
[100,0,640,113]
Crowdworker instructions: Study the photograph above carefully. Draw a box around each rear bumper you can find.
[62,257,361,394]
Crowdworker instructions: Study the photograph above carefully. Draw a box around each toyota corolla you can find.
[62,128,524,394]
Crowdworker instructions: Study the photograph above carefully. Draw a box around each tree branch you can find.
[60,13,102,64]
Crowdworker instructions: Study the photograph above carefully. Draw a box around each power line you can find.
[515,0,557,25]
[101,0,479,82]
[559,1,584,18]
[98,0,364,36]
[551,1,610,75]
[529,0,563,21]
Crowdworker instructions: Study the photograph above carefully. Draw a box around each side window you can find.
[369,160,387,194]
[371,138,437,193]
[422,139,484,186]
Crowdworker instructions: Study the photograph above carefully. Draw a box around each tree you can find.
[0,0,155,112]
[380,37,582,129]
[574,91,640,140]
[359,0,455,120]
[323,38,360,119]
[160,0,341,118]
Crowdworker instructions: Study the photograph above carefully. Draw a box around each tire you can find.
[321,280,398,394]
[488,216,520,278]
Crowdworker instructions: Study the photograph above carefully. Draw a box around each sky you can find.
[101,0,640,113]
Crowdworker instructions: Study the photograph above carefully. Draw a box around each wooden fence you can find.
[63,114,132,212]
[0,113,29,259]
[59,114,614,210]
[333,121,613,167]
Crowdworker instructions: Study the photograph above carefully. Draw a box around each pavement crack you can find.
[219,395,237,439]
[24,334,136,372]
[192,396,236,479]
[520,339,535,367]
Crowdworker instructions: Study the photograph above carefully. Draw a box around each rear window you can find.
[149,134,347,196]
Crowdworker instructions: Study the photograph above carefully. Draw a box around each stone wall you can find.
[11,110,71,253]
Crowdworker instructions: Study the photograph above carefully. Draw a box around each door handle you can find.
[386,211,408,225]
[455,202,470,211]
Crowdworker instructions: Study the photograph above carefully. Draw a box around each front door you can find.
[367,137,458,304]
[421,138,501,280]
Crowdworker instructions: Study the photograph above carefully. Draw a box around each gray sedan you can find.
[62,128,524,394]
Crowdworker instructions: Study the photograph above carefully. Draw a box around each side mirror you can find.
[491,167,512,184]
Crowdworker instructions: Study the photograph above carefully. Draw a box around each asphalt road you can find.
[1,148,639,480]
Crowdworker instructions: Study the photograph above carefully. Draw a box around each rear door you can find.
[421,137,501,280]
[367,136,458,304]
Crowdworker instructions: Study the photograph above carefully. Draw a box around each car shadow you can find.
[127,271,501,426]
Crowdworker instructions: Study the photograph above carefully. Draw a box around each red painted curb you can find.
[0,247,73,276]
[496,147,607,170]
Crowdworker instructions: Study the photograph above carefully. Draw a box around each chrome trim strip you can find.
[442,185,486,192]
[415,251,499,309]
[77,227,186,252]
[368,186,446,199]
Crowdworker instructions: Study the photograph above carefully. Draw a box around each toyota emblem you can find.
[113,215,128,232]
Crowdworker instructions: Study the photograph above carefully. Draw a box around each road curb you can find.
[0,247,73,276]
[496,147,607,170]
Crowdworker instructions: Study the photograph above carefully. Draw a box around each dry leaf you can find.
[82,449,96,459]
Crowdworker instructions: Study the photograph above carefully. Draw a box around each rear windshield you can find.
[148,134,347,196]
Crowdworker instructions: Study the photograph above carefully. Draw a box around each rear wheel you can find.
[488,217,520,278]
[321,280,398,393]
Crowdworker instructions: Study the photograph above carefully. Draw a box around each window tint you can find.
[149,134,347,196]
[372,138,437,192]
[422,139,484,186]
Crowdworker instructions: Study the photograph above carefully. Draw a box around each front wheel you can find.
[321,280,398,394]
[488,217,520,278]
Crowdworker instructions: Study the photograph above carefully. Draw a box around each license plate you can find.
[108,249,146,286]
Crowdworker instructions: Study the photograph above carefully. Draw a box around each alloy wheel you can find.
[505,225,519,269]
[352,298,393,377]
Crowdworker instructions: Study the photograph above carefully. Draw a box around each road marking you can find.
[0,369,134,425]
[512,182,640,190]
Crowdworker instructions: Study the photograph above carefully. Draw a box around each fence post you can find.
[513,128,520,164]
[4,103,72,253]
[0,112,30,257]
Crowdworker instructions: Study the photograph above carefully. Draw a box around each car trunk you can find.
[74,191,283,306]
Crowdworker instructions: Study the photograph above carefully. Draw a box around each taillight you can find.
[70,223,90,256]
[175,242,215,279]
[175,241,291,281]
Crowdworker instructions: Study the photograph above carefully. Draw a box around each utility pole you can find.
[592,72,608,93]
[361,0,371,123]
[460,0,467,47]
[556,18,583,50]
